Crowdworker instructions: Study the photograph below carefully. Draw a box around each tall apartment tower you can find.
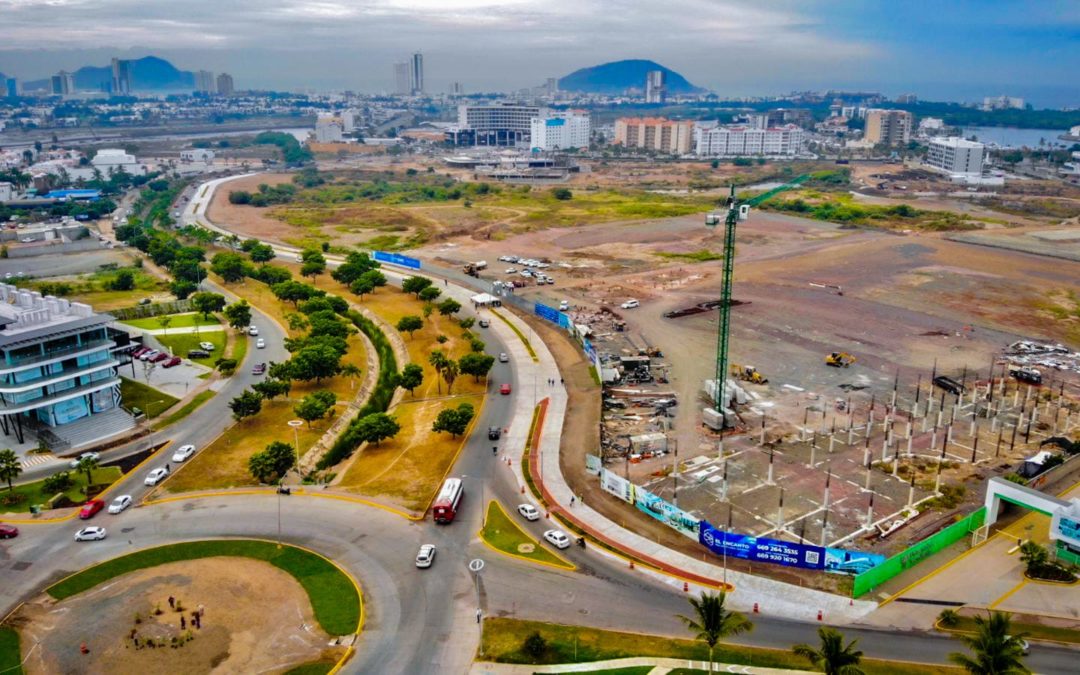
[410,52,424,95]
[5,78,19,98]
[394,62,411,95]
[216,73,235,97]
[194,70,216,94]
[864,109,912,146]
[51,71,75,96]
[111,58,132,95]
[645,70,666,103]
[545,77,559,96]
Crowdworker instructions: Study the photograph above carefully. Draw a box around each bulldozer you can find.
[730,364,768,384]
[825,352,856,368]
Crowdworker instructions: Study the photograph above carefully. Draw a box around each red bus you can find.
[432,478,464,524]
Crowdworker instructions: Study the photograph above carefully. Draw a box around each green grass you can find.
[491,309,537,360]
[481,501,574,569]
[549,668,653,675]
[482,619,959,674]
[654,250,724,263]
[120,377,180,418]
[943,616,1080,645]
[153,330,226,367]
[46,540,360,636]
[283,662,335,675]
[231,328,250,365]
[153,390,215,430]
[120,312,221,330]
[1,466,122,513]
[0,626,22,675]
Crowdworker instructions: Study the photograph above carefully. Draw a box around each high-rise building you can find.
[529,111,591,151]
[545,78,558,96]
[394,62,411,95]
[216,73,235,97]
[410,52,424,95]
[51,71,75,96]
[863,109,912,146]
[694,124,805,157]
[110,58,132,95]
[925,137,985,177]
[194,70,216,94]
[453,103,545,146]
[4,78,18,98]
[614,117,694,154]
[645,70,666,103]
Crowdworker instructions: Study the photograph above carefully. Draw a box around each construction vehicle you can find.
[730,364,768,384]
[1008,364,1043,385]
[825,352,856,368]
[463,263,479,278]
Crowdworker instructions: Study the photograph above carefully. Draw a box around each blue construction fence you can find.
[372,251,421,269]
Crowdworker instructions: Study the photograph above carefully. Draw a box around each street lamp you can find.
[469,558,485,656]
[287,419,304,479]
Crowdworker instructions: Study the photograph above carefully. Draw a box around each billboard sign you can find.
[600,468,634,504]
[699,520,884,575]
[534,302,572,330]
[634,485,700,539]
[372,251,421,269]
[585,454,602,476]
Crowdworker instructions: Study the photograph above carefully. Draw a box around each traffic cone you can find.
[80,643,89,654]
[629,560,635,570]
[520,485,525,494]
[817,610,823,621]
[683,581,689,592]
[753,602,759,614]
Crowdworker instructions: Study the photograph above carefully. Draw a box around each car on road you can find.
[78,499,105,519]
[252,362,267,376]
[499,352,509,363]
[74,526,107,542]
[108,495,132,514]
[0,523,20,539]
[415,544,437,568]
[69,452,100,469]
[518,504,540,521]
[199,341,216,352]
[171,444,196,462]
[500,383,511,395]
[621,299,640,309]
[187,349,210,359]
[144,467,170,486]
[543,529,570,549]
[248,325,259,336]
[256,338,266,349]
[488,426,501,440]
[479,319,490,328]
[162,356,182,368]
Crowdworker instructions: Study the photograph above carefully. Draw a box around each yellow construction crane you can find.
[825,352,856,368]
[730,364,768,384]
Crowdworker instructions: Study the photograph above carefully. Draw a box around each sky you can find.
[0,0,1077,107]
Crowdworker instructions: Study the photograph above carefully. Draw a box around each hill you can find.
[23,56,195,93]
[558,59,703,95]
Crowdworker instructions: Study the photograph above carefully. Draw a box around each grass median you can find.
[491,308,537,361]
[121,312,221,331]
[940,616,1080,645]
[480,500,574,570]
[153,390,215,430]
[2,466,122,513]
[119,377,179,418]
[0,626,21,675]
[46,540,360,636]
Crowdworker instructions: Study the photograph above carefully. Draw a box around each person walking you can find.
[168,596,175,609]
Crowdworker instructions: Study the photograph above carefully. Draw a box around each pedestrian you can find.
[197,604,204,616]
[560,377,564,385]
[570,495,575,507]
[165,463,171,472]
[168,596,175,609]
[180,616,186,630]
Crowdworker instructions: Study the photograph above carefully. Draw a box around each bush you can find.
[43,471,75,494]
[938,609,960,627]
[523,632,547,660]
[550,187,572,201]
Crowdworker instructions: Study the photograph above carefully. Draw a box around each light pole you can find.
[287,419,304,479]
[469,558,485,656]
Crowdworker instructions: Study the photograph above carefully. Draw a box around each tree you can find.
[523,632,548,659]
[211,252,248,283]
[793,627,865,675]
[550,187,573,200]
[948,611,1030,675]
[354,412,401,446]
[249,441,296,483]
[0,448,22,490]
[272,280,319,307]
[458,317,475,330]
[252,378,291,400]
[301,260,325,279]
[290,344,343,383]
[418,286,441,302]
[432,402,475,438]
[108,268,136,291]
[340,364,362,389]
[1019,541,1049,572]
[223,300,252,330]
[398,363,424,396]
[459,352,495,382]
[396,315,424,337]
[170,279,197,299]
[247,450,277,484]
[76,453,100,488]
[156,315,172,336]
[350,277,375,299]
[359,269,386,289]
[249,243,276,262]
[285,312,309,332]
[229,389,263,421]
[677,592,753,674]
[42,471,74,494]
[402,275,434,298]
[442,359,460,393]
[437,298,462,317]
[294,390,337,427]
[331,251,378,285]
[191,291,226,319]
[428,350,449,394]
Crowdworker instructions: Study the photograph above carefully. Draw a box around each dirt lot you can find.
[11,558,341,675]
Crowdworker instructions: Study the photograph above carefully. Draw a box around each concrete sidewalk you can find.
[470,656,815,674]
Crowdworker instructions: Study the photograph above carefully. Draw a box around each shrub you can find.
[523,632,547,659]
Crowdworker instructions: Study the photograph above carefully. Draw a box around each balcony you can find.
[0,375,121,415]
[0,358,118,395]
[0,339,115,374]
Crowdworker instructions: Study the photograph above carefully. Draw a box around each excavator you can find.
[825,352,857,368]
[730,364,768,384]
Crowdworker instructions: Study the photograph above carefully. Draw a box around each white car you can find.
[199,341,216,352]
[108,495,132,514]
[621,299,640,309]
[144,467,170,486]
[74,526,107,542]
[499,352,509,363]
[518,504,540,521]
[139,349,159,361]
[256,338,266,349]
[171,444,196,462]
[559,301,570,311]
[69,451,100,469]
[505,268,517,274]
[415,544,436,568]
[248,325,259,336]
[543,529,570,550]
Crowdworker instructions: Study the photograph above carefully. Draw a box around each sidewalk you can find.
[470,656,815,674]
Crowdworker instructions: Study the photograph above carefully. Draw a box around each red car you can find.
[500,383,511,395]
[132,346,151,358]
[150,352,170,363]
[78,499,105,520]
[0,523,18,539]
[162,356,182,368]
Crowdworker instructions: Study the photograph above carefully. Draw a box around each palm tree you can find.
[340,364,362,391]
[948,611,1030,675]
[677,591,753,674]
[442,359,459,394]
[1018,542,1048,572]
[0,448,22,491]
[793,627,865,675]
[428,350,448,395]
[77,454,100,490]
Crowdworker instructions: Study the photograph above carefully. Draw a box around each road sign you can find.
[468,558,485,573]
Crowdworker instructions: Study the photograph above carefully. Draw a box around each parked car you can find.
[621,299,640,309]
[144,467,170,486]
[69,452,100,469]
[139,350,159,361]
[559,300,570,311]
[256,338,266,349]
[108,495,132,514]
[543,529,570,549]
[518,504,540,521]
[162,356,182,368]
[505,268,517,274]
[0,523,18,539]
[198,341,216,352]
[488,426,502,440]
[499,352,509,363]
[132,347,151,358]
[78,499,105,520]
[74,526,107,542]
[500,383,511,395]
[187,349,210,359]
[252,362,267,376]
[171,444,196,462]
[248,325,259,336]
[150,352,170,363]
[415,544,437,569]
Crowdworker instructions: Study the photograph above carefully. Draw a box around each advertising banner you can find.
[372,251,421,269]
[634,485,700,539]
[699,520,884,575]
[600,468,634,504]
[585,454,602,476]
[534,302,573,331]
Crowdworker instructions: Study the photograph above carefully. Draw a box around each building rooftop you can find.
[0,284,111,348]
[931,137,984,149]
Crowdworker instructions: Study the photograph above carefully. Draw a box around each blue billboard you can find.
[372,251,421,269]
[534,302,572,330]
[698,520,885,575]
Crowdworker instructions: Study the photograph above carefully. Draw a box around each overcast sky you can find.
[1,0,1077,106]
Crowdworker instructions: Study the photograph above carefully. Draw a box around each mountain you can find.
[23,56,195,93]
[558,59,703,95]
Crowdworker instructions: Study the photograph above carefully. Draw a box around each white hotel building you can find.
[529,111,590,151]
[694,123,805,157]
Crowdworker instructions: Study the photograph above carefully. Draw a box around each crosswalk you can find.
[18,453,61,469]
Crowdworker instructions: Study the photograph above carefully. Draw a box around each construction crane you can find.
[705,174,809,417]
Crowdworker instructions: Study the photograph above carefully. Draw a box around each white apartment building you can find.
[925,137,985,177]
[456,104,545,146]
[529,111,590,151]
[314,115,344,143]
[91,149,147,176]
[694,124,805,157]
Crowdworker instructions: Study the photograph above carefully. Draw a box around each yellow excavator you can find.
[730,364,768,384]
[825,352,857,368]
